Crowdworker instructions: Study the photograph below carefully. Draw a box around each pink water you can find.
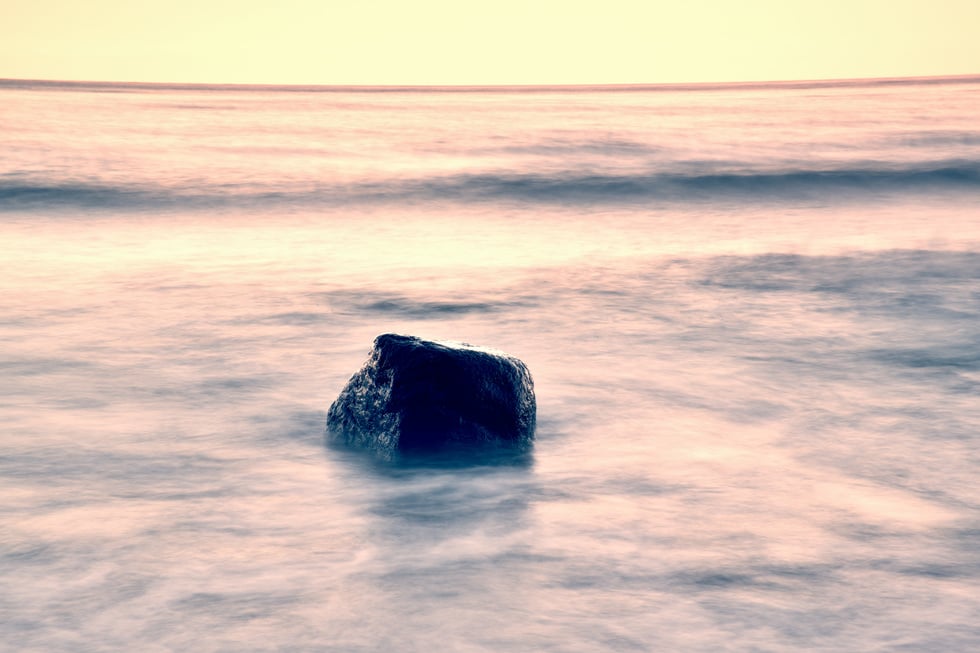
[2,78,979,651]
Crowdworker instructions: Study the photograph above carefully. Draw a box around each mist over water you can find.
[1,78,979,652]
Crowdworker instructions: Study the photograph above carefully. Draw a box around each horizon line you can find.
[2,73,979,93]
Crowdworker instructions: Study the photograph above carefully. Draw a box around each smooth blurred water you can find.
[1,77,979,652]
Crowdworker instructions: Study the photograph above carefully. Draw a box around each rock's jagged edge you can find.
[326,334,536,461]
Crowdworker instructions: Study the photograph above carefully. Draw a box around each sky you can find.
[1,0,979,85]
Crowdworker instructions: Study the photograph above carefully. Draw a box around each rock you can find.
[327,334,536,459]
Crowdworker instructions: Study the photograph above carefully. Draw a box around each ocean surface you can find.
[2,76,979,652]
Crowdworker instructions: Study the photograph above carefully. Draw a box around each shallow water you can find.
[2,77,979,652]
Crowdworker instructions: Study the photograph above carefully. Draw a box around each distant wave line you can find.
[2,75,980,95]
[405,165,980,200]
[2,163,978,211]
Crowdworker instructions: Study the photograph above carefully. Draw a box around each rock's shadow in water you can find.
[325,429,538,563]
[325,434,535,476]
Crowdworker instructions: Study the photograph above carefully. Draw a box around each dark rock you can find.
[327,334,536,459]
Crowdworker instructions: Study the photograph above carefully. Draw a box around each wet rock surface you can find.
[327,334,536,459]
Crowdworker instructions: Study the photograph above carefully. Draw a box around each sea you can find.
[1,76,979,652]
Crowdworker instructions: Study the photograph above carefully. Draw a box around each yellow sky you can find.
[2,0,978,85]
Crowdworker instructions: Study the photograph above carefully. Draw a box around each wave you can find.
[397,163,980,202]
[2,162,978,211]
[0,183,167,209]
